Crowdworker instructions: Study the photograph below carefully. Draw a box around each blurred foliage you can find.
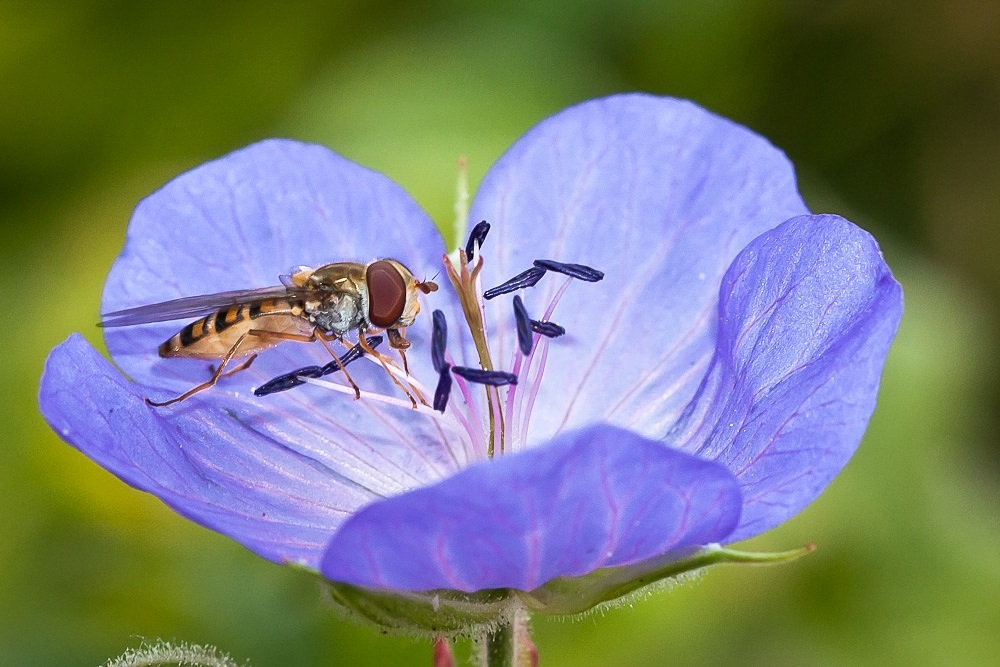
[3,0,999,665]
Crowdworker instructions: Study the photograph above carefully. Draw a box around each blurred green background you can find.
[4,1,999,665]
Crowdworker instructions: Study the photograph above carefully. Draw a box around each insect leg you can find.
[385,327,411,375]
[221,355,257,377]
[238,328,364,400]
[146,333,256,407]
[315,331,362,400]
[358,332,426,409]
[209,354,257,378]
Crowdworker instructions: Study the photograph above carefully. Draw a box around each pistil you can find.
[443,221,506,457]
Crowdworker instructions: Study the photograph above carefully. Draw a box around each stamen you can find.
[508,275,573,450]
[301,376,440,414]
[532,259,604,282]
[254,335,383,397]
[444,353,488,459]
[483,267,546,300]
[530,319,566,338]
[452,366,518,386]
[253,366,323,396]
[431,309,447,373]
[464,220,491,262]
[512,295,533,356]
[433,363,452,413]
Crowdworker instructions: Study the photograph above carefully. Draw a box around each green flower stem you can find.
[484,607,535,667]
[485,620,515,667]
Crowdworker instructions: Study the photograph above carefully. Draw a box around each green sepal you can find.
[520,543,816,615]
[310,544,814,635]
[323,580,516,638]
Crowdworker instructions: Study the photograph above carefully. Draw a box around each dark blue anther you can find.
[319,335,383,374]
[254,366,323,396]
[255,335,383,397]
[451,366,518,386]
[532,259,604,282]
[483,266,546,300]
[465,220,491,261]
[431,309,447,373]
[512,295,533,355]
[530,319,565,338]
[433,363,452,413]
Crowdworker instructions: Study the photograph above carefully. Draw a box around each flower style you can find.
[40,95,901,627]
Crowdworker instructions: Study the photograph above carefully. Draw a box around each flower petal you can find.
[670,214,902,541]
[41,334,471,569]
[94,140,472,498]
[321,424,741,592]
[467,94,810,448]
[39,334,358,568]
[103,138,450,404]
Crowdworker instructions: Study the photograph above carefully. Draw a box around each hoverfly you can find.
[100,259,438,407]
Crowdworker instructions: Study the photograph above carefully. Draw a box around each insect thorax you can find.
[304,292,364,337]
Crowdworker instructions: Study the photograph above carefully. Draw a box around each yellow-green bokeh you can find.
[4,2,999,665]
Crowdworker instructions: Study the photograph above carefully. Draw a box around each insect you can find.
[100,259,438,407]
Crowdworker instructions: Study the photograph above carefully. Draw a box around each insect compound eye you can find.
[366,260,408,328]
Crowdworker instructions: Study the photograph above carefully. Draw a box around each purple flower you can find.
[40,95,900,614]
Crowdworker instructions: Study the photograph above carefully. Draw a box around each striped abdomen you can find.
[158,298,312,359]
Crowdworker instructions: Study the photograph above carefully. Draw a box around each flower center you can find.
[254,221,603,464]
[436,221,603,458]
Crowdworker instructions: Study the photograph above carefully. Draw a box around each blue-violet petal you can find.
[321,424,741,592]
[672,214,902,541]
[468,94,811,447]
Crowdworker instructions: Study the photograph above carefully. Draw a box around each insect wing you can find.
[99,285,302,327]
